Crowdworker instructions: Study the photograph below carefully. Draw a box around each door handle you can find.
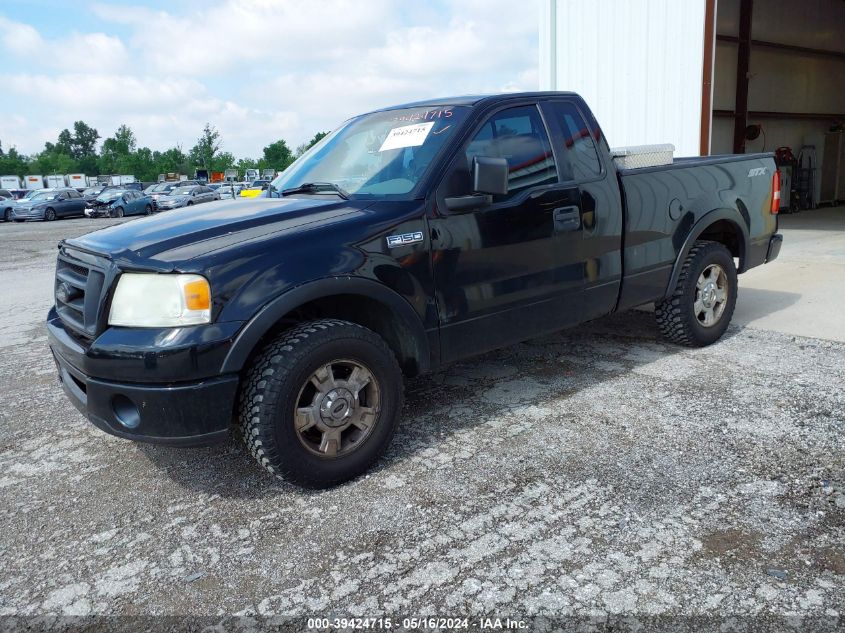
[553,206,581,232]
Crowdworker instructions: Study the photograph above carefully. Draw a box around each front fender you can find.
[220,276,431,374]
[663,208,749,300]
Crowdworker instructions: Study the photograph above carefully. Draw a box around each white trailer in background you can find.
[262,169,276,180]
[87,176,99,187]
[119,175,136,185]
[66,174,86,189]
[0,175,21,190]
[244,168,259,182]
[45,175,66,188]
[24,175,44,190]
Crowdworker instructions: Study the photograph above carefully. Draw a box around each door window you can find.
[544,102,602,181]
[465,105,557,200]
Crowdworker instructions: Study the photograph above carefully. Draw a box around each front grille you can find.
[55,251,108,341]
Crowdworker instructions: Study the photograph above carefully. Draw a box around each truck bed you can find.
[615,152,778,311]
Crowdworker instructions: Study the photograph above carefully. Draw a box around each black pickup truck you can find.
[47,92,782,486]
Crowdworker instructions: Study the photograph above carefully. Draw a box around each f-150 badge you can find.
[387,231,424,248]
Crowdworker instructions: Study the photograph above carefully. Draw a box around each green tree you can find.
[152,146,192,179]
[210,151,236,173]
[30,146,78,175]
[0,143,29,178]
[100,124,138,174]
[294,131,329,157]
[56,121,100,160]
[262,139,294,171]
[189,123,222,169]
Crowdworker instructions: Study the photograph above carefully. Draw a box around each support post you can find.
[732,0,753,153]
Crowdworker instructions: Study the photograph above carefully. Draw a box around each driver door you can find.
[430,103,585,362]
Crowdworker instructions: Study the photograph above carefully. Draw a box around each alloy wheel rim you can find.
[694,264,728,327]
[294,359,380,458]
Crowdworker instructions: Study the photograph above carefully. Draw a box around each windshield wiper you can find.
[280,182,349,199]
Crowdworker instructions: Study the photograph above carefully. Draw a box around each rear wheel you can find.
[44,207,56,221]
[3,208,10,222]
[112,206,124,218]
[238,319,403,487]
[655,240,737,347]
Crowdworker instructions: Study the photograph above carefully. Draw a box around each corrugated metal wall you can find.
[539,0,708,157]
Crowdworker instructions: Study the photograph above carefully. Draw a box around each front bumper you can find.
[11,209,44,220]
[47,308,243,446]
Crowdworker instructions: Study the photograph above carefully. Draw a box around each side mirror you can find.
[472,156,509,196]
[444,156,509,213]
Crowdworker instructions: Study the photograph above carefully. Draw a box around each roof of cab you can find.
[370,91,581,113]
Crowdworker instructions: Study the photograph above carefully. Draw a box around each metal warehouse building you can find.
[540,0,845,206]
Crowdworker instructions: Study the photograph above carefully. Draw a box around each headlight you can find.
[108,273,211,327]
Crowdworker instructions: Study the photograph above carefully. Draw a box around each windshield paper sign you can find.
[379,122,434,152]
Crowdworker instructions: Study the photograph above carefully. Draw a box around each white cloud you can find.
[0,16,128,73]
[1,0,540,158]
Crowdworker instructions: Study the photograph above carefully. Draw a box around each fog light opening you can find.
[112,395,141,429]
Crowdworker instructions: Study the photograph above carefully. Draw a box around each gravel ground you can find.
[0,218,843,630]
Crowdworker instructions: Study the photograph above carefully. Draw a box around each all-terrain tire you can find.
[238,319,403,487]
[655,240,737,347]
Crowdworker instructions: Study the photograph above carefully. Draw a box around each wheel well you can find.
[698,220,743,265]
[249,294,425,377]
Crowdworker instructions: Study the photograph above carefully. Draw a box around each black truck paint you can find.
[47,92,782,483]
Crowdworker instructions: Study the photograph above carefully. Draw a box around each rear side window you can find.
[545,102,602,181]
[465,105,557,200]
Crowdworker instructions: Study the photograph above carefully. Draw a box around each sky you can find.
[0,0,540,159]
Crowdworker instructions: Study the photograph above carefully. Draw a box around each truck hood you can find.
[66,196,365,266]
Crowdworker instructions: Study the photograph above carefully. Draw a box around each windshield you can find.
[83,187,102,196]
[171,187,194,196]
[31,191,57,201]
[271,106,469,197]
[96,191,123,202]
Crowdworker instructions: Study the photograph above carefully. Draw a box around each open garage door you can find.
[709,0,845,210]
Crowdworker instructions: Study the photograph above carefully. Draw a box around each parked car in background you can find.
[103,182,144,193]
[1,189,15,222]
[11,187,86,221]
[215,183,245,199]
[239,180,270,198]
[155,185,219,210]
[146,181,201,203]
[85,189,155,218]
[82,185,106,201]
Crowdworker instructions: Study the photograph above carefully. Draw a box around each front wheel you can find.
[112,206,124,218]
[144,204,152,215]
[655,240,737,347]
[238,319,404,487]
[3,208,10,222]
[44,208,56,221]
